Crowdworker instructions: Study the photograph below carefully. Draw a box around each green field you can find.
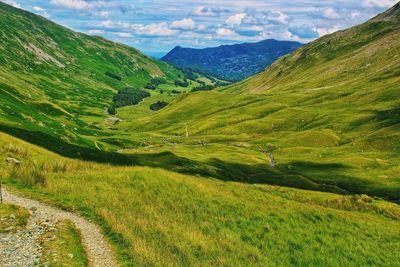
[0,1,399,266]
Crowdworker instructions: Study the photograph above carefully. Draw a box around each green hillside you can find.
[0,1,208,156]
[223,2,400,94]
[112,4,400,201]
[0,1,399,266]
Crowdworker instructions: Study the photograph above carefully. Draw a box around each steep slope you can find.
[161,39,302,81]
[116,3,400,201]
[223,3,400,93]
[0,2,182,154]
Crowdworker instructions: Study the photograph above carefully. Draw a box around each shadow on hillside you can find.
[0,125,137,165]
[279,161,399,202]
[374,106,400,127]
[2,125,396,201]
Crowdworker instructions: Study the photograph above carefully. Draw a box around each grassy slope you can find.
[223,3,400,94]
[1,132,399,266]
[113,5,400,201]
[0,2,187,154]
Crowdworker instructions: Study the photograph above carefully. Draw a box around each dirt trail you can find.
[1,188,117,267]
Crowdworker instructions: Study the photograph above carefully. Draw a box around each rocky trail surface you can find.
[0,188,117,267]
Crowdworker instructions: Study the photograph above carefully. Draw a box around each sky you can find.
[2,0,398,57]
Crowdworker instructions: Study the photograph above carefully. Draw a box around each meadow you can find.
[1,132,400,266]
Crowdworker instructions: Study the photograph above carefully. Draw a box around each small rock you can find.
[6,157,21,165]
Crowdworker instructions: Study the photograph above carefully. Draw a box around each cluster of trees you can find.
[191,84,216,92]
[180,68,199,81]
[171,89,182,94]
[105,71,122,81]
[107,87,150,115]
[174,78,189,87]
[144,77,167,90]
[150,101,169,111]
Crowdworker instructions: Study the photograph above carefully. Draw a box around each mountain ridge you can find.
[161,39,303,81]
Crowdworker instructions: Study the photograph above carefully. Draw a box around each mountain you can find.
[223,3,400,93]
[118,3,400,201]
[0,1,186,156]
[161,39,303,81]
[1,2,400,266]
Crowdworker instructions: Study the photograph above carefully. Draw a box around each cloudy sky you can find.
[2,0,398,57]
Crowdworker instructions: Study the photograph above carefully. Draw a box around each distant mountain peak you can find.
[162,39,303,82]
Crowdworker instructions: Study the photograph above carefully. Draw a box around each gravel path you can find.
[1,188,117,267]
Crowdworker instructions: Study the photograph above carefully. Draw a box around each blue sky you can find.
[2,0,397,57]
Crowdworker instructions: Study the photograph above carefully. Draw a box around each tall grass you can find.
[9,162,46,187]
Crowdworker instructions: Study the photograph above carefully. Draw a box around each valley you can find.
[0,1,399,266]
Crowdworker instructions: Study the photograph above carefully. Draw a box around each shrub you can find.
[105,71,122,81]
[107,104,117,115]
[171,89,181,94]
[150,77,167,86]
[191,85,216,92]
[112,87,150,108]
[174,79,189,87]
[144,84,156,90]
[150,101,169,111]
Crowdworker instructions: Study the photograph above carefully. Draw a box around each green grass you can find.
[0,203,30,233]
[39,220,89,267]
[1,133,400,266]
[0,2,400,266]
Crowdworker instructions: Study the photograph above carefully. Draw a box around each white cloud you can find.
[314,26,339,36]
[92,11,109,18]
[351,10,361,19]
[216,28,236,36]
[50,0,108,10]
[113,32,132,38]
[98,20,115,28]
[2,0,21,8]
[132,22,178,36]
[264,11,289,25]
[362,0,397,7]
[170,18,196,30]
[87,29,105,35]
[226,13,247,26]
[322,8,340,19]
[33,6,51,18]
[191,6,227,17]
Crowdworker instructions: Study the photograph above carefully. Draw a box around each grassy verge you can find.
[0,203,30,233]
[39,220,89,267]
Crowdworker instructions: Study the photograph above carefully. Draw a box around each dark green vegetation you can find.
[150,101,169,111]
[39,220,89,266]
[0,2,399,266]
[161,39,303,81]
[0,203,30,233]
[112,87,151,108]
